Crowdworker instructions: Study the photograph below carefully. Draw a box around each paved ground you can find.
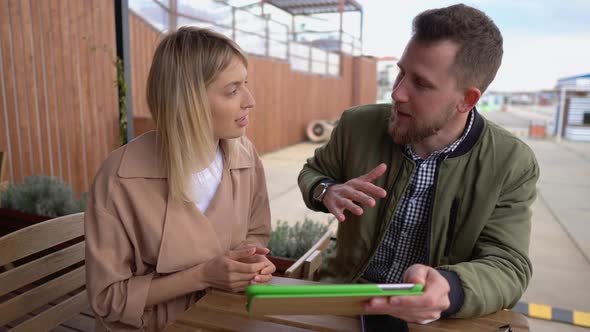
[481,105,557,138]
[260,105,590,331]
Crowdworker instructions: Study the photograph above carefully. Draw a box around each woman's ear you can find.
[459,87,481,113]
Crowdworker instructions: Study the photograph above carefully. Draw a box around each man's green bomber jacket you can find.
[298,104,539,318]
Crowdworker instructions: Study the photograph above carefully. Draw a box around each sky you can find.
[354,0,590,92]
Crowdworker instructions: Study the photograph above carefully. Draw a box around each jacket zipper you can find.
[444,198,459,256]
[352,158,414,281]
[425,159,442,265]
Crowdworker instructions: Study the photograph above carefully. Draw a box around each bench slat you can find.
[285,230,332,280]
[0,267,85,326]
[0,242,85,297]
[0,213,84,266]
[10,290,88,332]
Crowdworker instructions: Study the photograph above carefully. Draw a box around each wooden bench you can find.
[284,228,333,280]
[0,212,94,331]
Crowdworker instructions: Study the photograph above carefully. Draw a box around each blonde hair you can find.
[146,27,248,201]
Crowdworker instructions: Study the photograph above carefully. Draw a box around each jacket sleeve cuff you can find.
[120,272,154,327]
[309,179,337,212]
[437,269,464,318]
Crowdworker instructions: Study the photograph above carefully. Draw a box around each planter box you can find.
[267,255,296,277]
[0,208,51,237]
[268,229,333,280]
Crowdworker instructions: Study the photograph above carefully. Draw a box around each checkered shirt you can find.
[363,111,474,283]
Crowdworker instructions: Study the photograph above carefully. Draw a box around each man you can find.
[298,4,539,323]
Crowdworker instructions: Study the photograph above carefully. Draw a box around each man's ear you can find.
[458,87,481,113]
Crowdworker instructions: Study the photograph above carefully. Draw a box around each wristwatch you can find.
[312,181,334,203]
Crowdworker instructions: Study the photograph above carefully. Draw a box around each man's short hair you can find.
[412,4,503,92]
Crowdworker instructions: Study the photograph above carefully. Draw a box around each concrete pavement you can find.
[261,142,330,226]
[260,106,590,331]
[519,138,590,332]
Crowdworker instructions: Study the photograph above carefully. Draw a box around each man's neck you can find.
[411,113,469,159]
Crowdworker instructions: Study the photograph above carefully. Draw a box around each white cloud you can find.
[357,1,590,91]
[491,34,590,91]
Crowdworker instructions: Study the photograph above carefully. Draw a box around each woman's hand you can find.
[199,247,272,292]
[146,247,271,306]
[235,247,276,284]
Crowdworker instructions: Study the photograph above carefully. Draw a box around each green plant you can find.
[0,175,86,217]
[89,42,128,146]
[113,55,128,146]
[268,218,330,260]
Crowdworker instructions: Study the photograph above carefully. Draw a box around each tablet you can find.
[245,283,423,316]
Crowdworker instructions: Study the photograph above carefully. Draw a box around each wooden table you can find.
[164,277,530,332]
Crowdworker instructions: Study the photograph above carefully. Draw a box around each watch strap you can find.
[310,179,336,212]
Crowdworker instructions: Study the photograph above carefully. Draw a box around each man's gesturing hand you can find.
[323,163,387,222]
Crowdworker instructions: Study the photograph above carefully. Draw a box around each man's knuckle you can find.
[424,297,437,307]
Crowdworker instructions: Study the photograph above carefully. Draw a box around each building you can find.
[376,56,399,103]
[555,74,590,141]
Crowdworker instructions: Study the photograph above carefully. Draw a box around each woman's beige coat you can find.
[85,131,271,331]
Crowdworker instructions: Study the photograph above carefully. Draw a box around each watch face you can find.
[313,183,326,201]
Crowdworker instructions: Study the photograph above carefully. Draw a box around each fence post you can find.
[556,88,566,142]
[231,7,236,40]
[114,0,133,143]
[286,28,290,61]
[308,45,312,73]
[265,19,270,57]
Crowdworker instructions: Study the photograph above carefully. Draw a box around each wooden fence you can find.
[0,0,119,195]
[0,1,377,194]
[128,15,377,154]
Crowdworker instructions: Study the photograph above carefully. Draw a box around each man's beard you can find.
[388,102,455,145]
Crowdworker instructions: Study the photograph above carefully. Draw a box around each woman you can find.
[85,27,275,331]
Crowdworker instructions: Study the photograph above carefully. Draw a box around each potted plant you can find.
[267,218,332,276]
[0,175,86,236]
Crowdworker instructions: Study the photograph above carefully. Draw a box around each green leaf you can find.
[0,175,86,217]
[268,218,330,260]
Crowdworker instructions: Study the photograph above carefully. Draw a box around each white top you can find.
[190,147,223,213]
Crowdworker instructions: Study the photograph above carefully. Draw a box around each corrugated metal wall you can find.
[565,97,590,141]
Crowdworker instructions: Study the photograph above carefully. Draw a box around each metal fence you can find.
[129,0,350,76]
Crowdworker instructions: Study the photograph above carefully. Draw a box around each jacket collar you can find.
[384,106,486,159]
[447,107,485,158]
[117,131,254,179]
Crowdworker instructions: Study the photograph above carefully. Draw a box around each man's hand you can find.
[364,264,451,324]
[200,247,270,292]
[323,163,388,222]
